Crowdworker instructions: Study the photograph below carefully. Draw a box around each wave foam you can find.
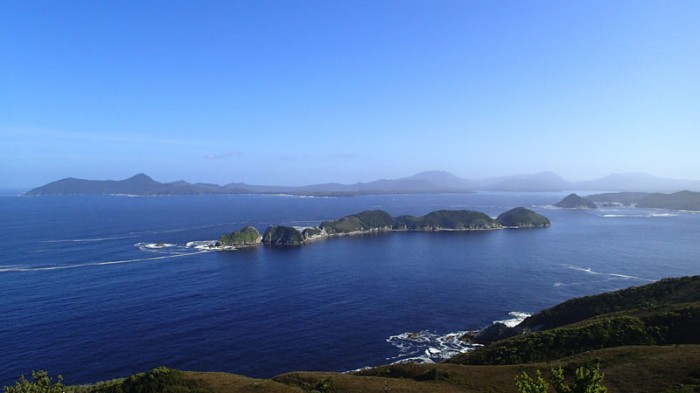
[0,252,204,274]
[562,264,654,282]
[493,311,531,327]
[386,330,479,364]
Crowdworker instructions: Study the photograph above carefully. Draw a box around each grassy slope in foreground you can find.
[60,345,700,393]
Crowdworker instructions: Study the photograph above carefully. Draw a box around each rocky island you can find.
[214,208,550,248]
[554,193,597,209]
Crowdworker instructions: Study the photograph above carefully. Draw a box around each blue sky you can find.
[1,1,699,188]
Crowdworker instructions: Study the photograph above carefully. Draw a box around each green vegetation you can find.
[587,192,649,206]
[453,315,656,365]
[637,191,700,211]
[262,226,305,246]
[587,191,700,211]
[393,210,501,230]
[520,276,700,331]
[515,365,607,393]
[320,210,394,234]
[554,194,597,209]
[4,370,65,393]
[7,339,700,393]
[231,208,549,247]
[218,226,261,247]
[419,210,500,230]
[497,207,551,228]
[451,276,700,366]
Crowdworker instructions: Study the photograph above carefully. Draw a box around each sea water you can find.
[1,193,698,385]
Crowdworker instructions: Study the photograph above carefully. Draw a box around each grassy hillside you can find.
[450,276,700,366]
[55,345,700,393]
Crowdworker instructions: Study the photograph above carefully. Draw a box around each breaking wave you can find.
[493,311,531,327]
[386,330,478,364]
[385,311,530,365]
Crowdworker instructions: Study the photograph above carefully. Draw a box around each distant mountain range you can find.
[25,171,700,196]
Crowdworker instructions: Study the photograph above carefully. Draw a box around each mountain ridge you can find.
[25,171,700,196]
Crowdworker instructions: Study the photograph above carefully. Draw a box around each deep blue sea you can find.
[1,192,699,386]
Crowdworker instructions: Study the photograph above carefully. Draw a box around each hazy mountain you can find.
[25,171,700,196]
[483,171,574,192]
[402,170,476,189]
[26,174,213,195]
[575,173,700,192]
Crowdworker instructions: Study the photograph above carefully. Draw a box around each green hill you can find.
[554,193,597,209]
[393,210,501,230]
[449,276,700,366]
[320,210,394,235]
[637,190,700,211]
[496,207,551,228]
[218,226,262,248]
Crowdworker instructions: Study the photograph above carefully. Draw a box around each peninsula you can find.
[217,208,550,248]
[588,190,700,211]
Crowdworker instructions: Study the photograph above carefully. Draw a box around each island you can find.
[587,192,650,206]
[587,190,700,211]
[554,193,597,209]
[496,207,551,228]
[251,208,549,247]
[218,226,262,248]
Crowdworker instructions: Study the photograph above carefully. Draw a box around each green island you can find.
[587,190,700,211]
[554,193,598,209]
[9,276,700,393]
[217,208,550,248]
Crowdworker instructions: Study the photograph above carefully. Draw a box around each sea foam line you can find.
[383,311,530,366]
[0,252,205,274]
[41,222,243,244]
[561,264,654,282]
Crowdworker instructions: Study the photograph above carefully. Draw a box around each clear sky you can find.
[1,1,699,188]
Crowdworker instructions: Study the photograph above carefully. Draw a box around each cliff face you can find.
[262,226,308,246]
[554,193,597,209]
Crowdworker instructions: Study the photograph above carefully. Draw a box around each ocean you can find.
[1,192,698,386]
